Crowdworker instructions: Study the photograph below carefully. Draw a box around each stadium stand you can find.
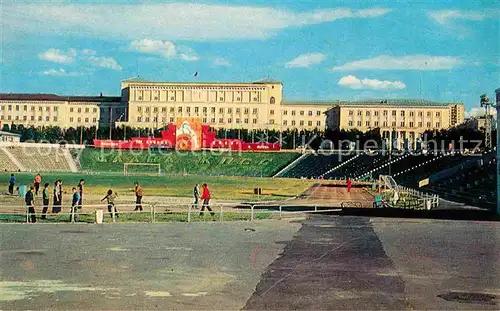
[0,147,20,171]
[424,156,497,209]
[324,152,389,180]
[7,146,74,172]
[280,152,353,179]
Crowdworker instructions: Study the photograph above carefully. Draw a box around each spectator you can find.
[34,173,42,195]
[8,173,15,195]
[25,185,36,223]
[133,182,143,211]
[193,184,200,209]
[69,187,80,223]
[77,179,84,209]
[41,183,50,220]
[52,180,62,213]
[101,189,119,219]
[346,178,352,193]
[199,183,214,217]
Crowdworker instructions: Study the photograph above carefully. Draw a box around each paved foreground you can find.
[1,216,499,310]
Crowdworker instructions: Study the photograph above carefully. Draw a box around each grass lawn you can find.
[0,172,314,201]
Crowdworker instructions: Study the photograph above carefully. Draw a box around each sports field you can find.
[0,172,315,203]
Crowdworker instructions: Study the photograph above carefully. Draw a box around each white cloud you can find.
[338,75,406,90]
[2,3,391,41]
[466,107,497,119]
[39,48,76,63]
[212,57,231,67]
[41,68,83,76]
[81,49,97,56]
[428,10,499,25]
[286,53,327,68]
[130,39,199,62]
[87,56,122,71]
[331,55,462,71]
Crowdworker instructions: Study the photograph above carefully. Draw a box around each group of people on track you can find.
[192,183,213,217]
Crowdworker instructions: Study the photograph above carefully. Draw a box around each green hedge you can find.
[76,149,299,177]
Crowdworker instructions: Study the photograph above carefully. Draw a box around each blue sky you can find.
[0,0,498,115]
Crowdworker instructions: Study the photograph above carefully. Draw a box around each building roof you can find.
[0,93,121,102]
[282,100,339,106]
[121,80,282,86]
[0,130,21,137]
[337,99,461,107]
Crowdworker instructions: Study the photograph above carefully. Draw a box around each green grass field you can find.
[0,172,314,201]
[75,149,300,177]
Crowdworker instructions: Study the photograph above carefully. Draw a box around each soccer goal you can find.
[124,163,161,176]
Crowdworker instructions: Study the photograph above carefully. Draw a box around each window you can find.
[283,110,288,115]
[418,111,423,117]
[178,107,182,113]
[8,105,12,111]
[219,97,224,101]
[170,117,174,122]
[219,108,224,114]
[162,107,166,112]
[153,107,158,113]
[366,121,370,127]
[54,106,58,112]
[308,121,312,126]
[427,122,431,127]
[211,107,215,113]
[253,108,258,114]
[316,111,321,116]
[228,108,232,113]
[374,111,379,116]
[392,121,396,126]
[92,118,96,123]
[153,117,158,122]
[244,108,249,114]
[219,118,224,123]
[308,111,313,116]
[194,107,198,113]
[349,110,354,116]
[270,110,274,115]
[283,120,288,125]
[31,116,35,121]
[203,107,207,113]
[236,97,241,101]
[366,111,371,116]
[203,118,207,123]
[427,112,431,117]
[300,120,304,126]
[291,120,296,126]
[400,121,405,127]
[145,107,150,113]
[137,107,142,112]
[357,121,362,126]
[77,108,81,113]
[15,105,19,111]
[211,118,216,123]
[252,119,257,124]
[409,111,414,117]
[316,121,321,126]
[70,108,74,113]
[31,106,35,111]
[23,116,27,121]
[77,117,81,122]
[15,116,19,120]
[170,97,175,101]
[409,122,414,127]
[253,97,258,101]
[392,111,397,116]
[348,121,353,126]
[228,118,232,123]
[70,117,74,122]
[85,108,89,113]
[236,118,240,124]
[236,108,241,113]
[244,118,249,124]
[93,108,97,113]
[38,116,42,121]
[401,111,405,116]
[291,111,296,116]
[170,107,174,113]
[137,117,142,122]
[436,112,441,117]
[374,121,379,127]
[300,111,304,116]
[145,117,150,122]
[46,116,50,121]
[383,110,388,116]
[436,122,440,128]
[270,97,275,104]
[383,121,388,127]
[162,117,166,122]
[418,122,423,127]
[357,111,362,116]
[85,117,89,123]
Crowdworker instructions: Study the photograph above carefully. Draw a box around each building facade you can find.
[495,87,500,215]
[326,99,465,147]
[0,94,123,129]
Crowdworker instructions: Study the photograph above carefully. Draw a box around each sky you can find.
[0,0,499,116]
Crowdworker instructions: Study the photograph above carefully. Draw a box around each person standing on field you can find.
[25,185,36,223]
[34,174,42,195]
[77,179,84,209]
[41,183,50,220]
[8,173,15,195]
[346,178,352,193]
[52,180,62,213]
[133,182,143,211]
[199,183,214,217]
[69,187,80,223]
[101,189,119,219]
[193,184,200,209]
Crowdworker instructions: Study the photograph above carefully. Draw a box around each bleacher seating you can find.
[0,148,19,171]
[8,146,73,172]
[424,156,497,210]
[280,152,352,179]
